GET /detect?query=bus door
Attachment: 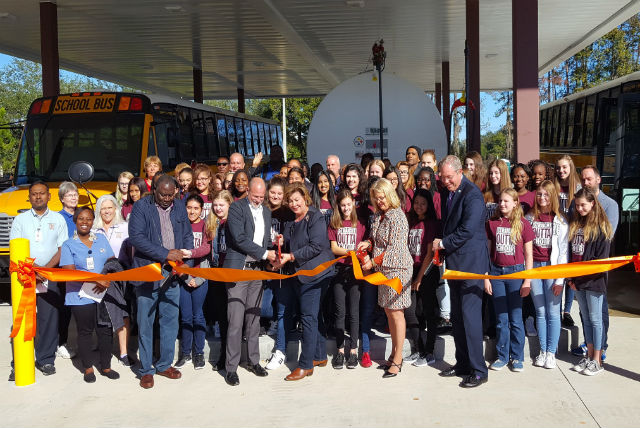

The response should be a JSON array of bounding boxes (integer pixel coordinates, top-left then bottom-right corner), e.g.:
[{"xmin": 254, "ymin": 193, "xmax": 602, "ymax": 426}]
[
  {"xmin": 595, "ymin": 97, "xmax": 616, "ymax": 189},
  {"xmin": 615, "ymin": 94, "xmax": 640, "ymax": 254}
]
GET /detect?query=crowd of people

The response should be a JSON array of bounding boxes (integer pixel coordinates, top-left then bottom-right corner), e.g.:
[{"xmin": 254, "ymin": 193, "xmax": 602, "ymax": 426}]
[{"xmin": 8, "ymin": 143, "xmax": 618, "ymax": 389}]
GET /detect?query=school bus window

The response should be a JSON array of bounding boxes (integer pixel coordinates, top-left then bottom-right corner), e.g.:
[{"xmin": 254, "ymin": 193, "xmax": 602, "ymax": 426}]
[
  {"xmin": 192, "ymin": 110, "xmax": 208, "ymax": 161},
  {"xmin": 251, "ymin": 121, "xmax": 259, "ymax": 154},
  {"xmin": 567, "ymin": 102, "xmax": 575, "ymax": 147},
  {"xmin": 244, "ymin": 120, "xmax": 254, "ymax": 156},
  {"xmin": 235, "ymin": 118, "xmax": 245, "ymax": 155},
  {"xmin": 204, "ymin": 115, "xmax": 219, "ymax": 161},
  {"xmin": 258, "ymin": 122, "xmax": 266, "ymax": 152},
  {"xmin": 216, "ymin": 114, "xmax": 228, "ymax": 156},
  {"xmin": 558, "ymin": 104, "xmax": 567, "ymax": 147},
  {"xmin": 177, "ymin": 107, "xmax": 194, "ymax": 164},
  {"xmin": 270, "ymin": 125, "xmax": 278, "ymax": 148},
  {"xmin": 226, "ymin": 116, "xmax": 236, "ymax": 153}
]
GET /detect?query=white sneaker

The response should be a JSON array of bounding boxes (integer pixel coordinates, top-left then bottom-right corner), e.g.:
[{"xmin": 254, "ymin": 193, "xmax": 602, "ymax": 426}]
[
  {"xmin": 544, "ymin": 353, "xmax": 556, "ymax": 369},
  {"xmin": 534, "ymin": 351, "xmax": 546, "ymax": 367},
  {"xmin": 525, "ymin": 317, "xmax": 537, "ymax": 337},
  {"xmin": 413, "ymin": 353, "xmax": 435, "ymax": 367},
  {"xmin": 404, "ymin": 352, "xmax": 420, "ymax": 363},
  {"xmin": 56, "ymin": 345, "xmax": 75, "ymax": 359},
  {"xmin": 265, "ymin": 350, "xmax": 286, "ymax": 370},
  {"xmin": 572, "ymin": 357, "xmax": 589, "ymax": 372},
  {"xmin": 582, "ymin": 359, "xmax": 604, "ymax": 376}
]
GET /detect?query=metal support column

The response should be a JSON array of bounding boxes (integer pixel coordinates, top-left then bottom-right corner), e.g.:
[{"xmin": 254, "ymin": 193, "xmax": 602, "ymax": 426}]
[
  {"xmin": 193, "ymin": 68, "xmax": 203, "ymax": 103},
  {"xmin": 40, "ymin": 1, "xmax": 59, "ymax": 97},
  {"xmin": 466, "ymin": 0, "xmax": 481, "ymax": 153},
  {"xmin": 513, "ymin": 0, "xmax": 540, "ymax": 162},
  {"xmin": 435, "ymin": 82, "xmax": 442, "ymax": 114},
  {"xmin": 442, "ymin": 61, "xmax": 451, "ymax": 143},
  {"xmin": 237, "ymin": 88, "xmax": 245, "ymax": 113}
]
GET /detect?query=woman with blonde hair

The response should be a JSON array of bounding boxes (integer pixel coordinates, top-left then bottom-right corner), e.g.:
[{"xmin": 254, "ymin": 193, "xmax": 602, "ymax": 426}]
[
  {"xmin": 114, "ymin": 172, "xmax": 134, "ymax": 207},
  {"xmin": 143, "ymin": 156, "xmax": 162, "ymax": 192},
  {"xmin": 396, "ymin": 161, "xmax": 415, "ymax": 198},
  {"xmin": 568, "ymin": 188, "xmax": 613, "ymax": 376},
  {"xmin": 525, "ymin": 180, "xmax": 568, "ymax": 369},
  {"xmin": 360, "ymin": 178, "xmax": 413, "ymax": 378},
  {"xmin": 484, "ymin": 159, "xmax": 512, "ymax": 219},
  {"xmin": 367, "ymin": 160, "xmax": 385, "ymax": 178},
  {"xmin": 464, "ymin": 151, "xmax": 486, "ymax": 190},
  {"xmin": 485, "ymin": 188, "xmax": 534, "ymax": 372},
  {"xmin": 190, "ymin": 164, "xmax": 215, "ymax": 218}
]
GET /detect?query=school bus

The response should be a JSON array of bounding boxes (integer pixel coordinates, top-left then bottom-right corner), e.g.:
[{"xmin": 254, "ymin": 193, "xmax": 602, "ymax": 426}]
[{"xmin": 0, "ymin": 92, "xmax": 282, "ymax": 286}]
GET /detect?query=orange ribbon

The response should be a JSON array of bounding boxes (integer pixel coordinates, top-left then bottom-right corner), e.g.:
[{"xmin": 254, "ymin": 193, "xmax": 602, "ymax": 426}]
[
  {"xmin": 442, "ymin": 253, "xmax": 640, "ymax": 281},
  {"xmin": 9, "ymin": 259, "xmax": 38, "ymax": 340},
  {"xmin": 34, "ymin": 263, "xmax": 165, "ymax": 283},
  {"xmin": 170, "ymin": 251, "xmax": 404, "ymax": 294}
]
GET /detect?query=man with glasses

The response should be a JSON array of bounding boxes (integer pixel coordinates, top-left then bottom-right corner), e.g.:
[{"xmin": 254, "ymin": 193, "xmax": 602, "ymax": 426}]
[{"xmin": 217, "ymin": 157, "xmax": 230, "ymax": 175}]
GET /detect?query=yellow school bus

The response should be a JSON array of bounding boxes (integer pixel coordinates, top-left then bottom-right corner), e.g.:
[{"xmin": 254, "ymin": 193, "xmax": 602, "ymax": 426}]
[{"xmin": 0, "ymin": 92, "xmax": 282, "ymax": 286}]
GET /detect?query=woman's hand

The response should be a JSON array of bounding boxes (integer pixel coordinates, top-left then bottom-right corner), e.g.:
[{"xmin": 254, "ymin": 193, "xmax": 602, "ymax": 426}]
[
  {"xmin": 411, "ymin": 278, "xmax": 421, "ymax": 291},
  {"xmin": 356, "ymin": 241, "xmax": 370, "ymax": 252},
  {"xmin": 552, "ymin": 283, "xmax": 563, "ymax": 296},
  {"xmin": 271, "ymin": 253, "xmax": 293, "ymax": 270},
  {"xmin": 188, "ymin": 278, "xmax": 197, "ymax": 288},
  {"xmin": 520, "ymin": 279, "xmax": 531, "ymax": 297},
  {"xmin": 181, "ymin": 249, "xmax": 192, "ymax": 258},
  {"xmin": 568, "ymin": 280, "xmax": 576, "ymax": 291},
  {"xmin": 484, "ymin": 278, "xmax": 492, "ymax": 295}
]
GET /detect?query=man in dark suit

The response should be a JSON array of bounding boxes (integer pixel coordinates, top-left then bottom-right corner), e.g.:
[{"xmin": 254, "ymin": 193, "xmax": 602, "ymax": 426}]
[
  {"xmin": 128, "ymin": 175, "xmax": 194, "ymax": 389},
  {"xmin": 223, "ymin": 177, "xmax": 277, "ymax": 386},
  {"xmin": 433, "ymin": 155, "xmax": 489, "ymax": 388}
]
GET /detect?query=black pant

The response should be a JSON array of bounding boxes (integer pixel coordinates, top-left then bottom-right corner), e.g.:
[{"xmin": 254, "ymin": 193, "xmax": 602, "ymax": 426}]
[
  {"xmin": 332, "ymin": 265, "xmax": 361, "ymax": 350},
  {"xmin": 404, "ymin": 266, "xmax": 440, "ymax": 355},
  {"xmin": 71, "ymin": 304, "xmax": 113, "ymax": 371},
  {"xmin": 57, "ymin": 282, "xmax": 72, "ymax": 346},
  {"xmin": 35, "ymin": 281, "xmax": 62, "ymax": 366},
  {"xmin": 208, "ymin": 281, "xmax": 228, "ymax": 364}
]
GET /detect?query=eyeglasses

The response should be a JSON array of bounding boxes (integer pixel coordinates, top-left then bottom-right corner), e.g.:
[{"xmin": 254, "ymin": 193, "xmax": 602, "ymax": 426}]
[
  {"xmin": 217, "ymin": 162, "xmax": 228, "ymax": 166},
  {"xmin": 417, "ymin": 177, "xmax": 430, "ymax": 183},
  {"xmin": 388, "ymin": 178, "xmax": 399, "ymax": 184},
  {"xmin": 399, "ymin": 170, "xmax": 409, "ymax": 176},
  {"xmin": 224, "ymin": 180, "xmax": 232, "ymax": 185},
  {"xmin": 196, "ymin": 177, "xmax": 211, "ymax": 182},
  {"xmin": 118, "ymin": 181, "xmax": 129, "ymax": 186}
]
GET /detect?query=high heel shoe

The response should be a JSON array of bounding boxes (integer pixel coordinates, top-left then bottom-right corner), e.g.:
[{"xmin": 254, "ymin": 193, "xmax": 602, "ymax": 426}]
[
  {"xmin": 377, "ymin": 359, "xmax": 393, "ymax": 370},
  {"xmin": 382, "ymin": 360, "xmax": 403, "ymax": 378}
]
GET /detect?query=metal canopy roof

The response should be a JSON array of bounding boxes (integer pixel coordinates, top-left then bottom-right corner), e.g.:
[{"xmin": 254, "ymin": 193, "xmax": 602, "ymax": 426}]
[{"xmin": 1, "ymin": 0, "xmax": 639, "ymax": 99}]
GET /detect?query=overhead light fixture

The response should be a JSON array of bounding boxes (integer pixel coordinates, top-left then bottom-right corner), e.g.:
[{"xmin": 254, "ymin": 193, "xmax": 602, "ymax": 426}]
[
  {"xmin": 485, "ymin": 53, "xmax": 498, "ymax": 59},
  {"xmin": 164, "ymin": 5, "xmax": 185, "ymax": 13},
  {"xmin": 345, "ymin": 0, "xmax": 365, "ymax": 8},
  {"xmin": 0, "ymin": 12, "xmax": 17, "ymax": 21}
]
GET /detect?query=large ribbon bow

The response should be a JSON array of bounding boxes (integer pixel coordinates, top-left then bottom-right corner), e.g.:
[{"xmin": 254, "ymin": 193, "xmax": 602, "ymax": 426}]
[{"xmin": 9, "ymin": 258, "xmax": 38, "ymax": 340}]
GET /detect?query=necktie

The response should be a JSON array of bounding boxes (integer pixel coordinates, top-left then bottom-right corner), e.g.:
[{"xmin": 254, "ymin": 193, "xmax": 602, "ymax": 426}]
[{"xmin": 447, "ymin": 191, "xmax": 454, "ymax": 210}]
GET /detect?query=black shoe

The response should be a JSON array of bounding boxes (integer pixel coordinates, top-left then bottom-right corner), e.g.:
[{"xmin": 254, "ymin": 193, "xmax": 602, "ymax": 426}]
[
  {"xmin": 212, "ymin": 358, "xmax": 225, "ymax": 372},
  {"xmin": 36, "ymin": 363, "xmax": 56, "ymax": 376},
  {"xmin": 100, "ymin": 369, "xmax": 120, "ymax": 380},
  {"xmin": 562, "ymin": 312, "xmax": 575, "ymax": 327},
  {"xmin": 460, "ymin": 374, "xmax": 488, "ymax": 388},
  {"xmin": 332, "ymin": 352, "xmax": 345, "ymax": 369},
  {"xmin": 346, "ymin": 353, "xmax": 358, "ymax": 369},
  {"xmin": 193, "ymin": 354, "xmax": 206, "ymax": 370},
  {"xmin": 246, "ymin": 363, "xmax": 268, "ymax": 377},
  {"xmin": 119, "ymin": 355, "xmax": 135, "ymax": 367},
  {"xmin": 84, "ymin": 371, "xmax": 97, "ymax": 383},
  {"xmin": 8, "ymin": 369, "xmax": 14, "ymax": 382},
  {"xmin": 174, "ymin": 354, "xmax": 191, "ymax": 369},
  {"xmin": 225, "ymin": 371, "xmax": 240, "ymax": 386},
  {"xmin": 382, "ymin": 361, "xmax": 402, "ymax": 378},
  {"xmin": 439, "ymin": 367, "xmax": 467, "ymax": 377}
]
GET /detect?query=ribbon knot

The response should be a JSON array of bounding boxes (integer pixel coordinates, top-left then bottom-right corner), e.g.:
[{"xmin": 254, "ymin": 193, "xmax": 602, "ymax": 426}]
[
  {"xmin": 8, "ymin": 258, "xmax": 38, "ymax": 341},
  {"xmin": 10, "ymin": 258, "xmax": 37, "ymax": 289}
]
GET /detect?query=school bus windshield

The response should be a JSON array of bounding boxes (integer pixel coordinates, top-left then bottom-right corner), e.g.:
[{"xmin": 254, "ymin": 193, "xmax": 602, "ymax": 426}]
[{"xmin": 15, "ymin": 113, "xmax": 144, "ymax": 184}]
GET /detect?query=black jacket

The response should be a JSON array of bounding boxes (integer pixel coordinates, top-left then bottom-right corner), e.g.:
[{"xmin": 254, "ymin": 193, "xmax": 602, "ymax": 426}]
[{"xmin": 571, "ymin": 233, "xmax": 611, "ymax": 293}]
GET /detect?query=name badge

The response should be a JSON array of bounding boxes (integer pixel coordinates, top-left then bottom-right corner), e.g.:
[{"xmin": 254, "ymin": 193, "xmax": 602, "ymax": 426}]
[
  {"xmin": 35, "ymin": 229, "xmax": 42, "ymax": 242},
  {"xmin": 86, "ymin": 257, "xmax": 95, "ymax": 270}
]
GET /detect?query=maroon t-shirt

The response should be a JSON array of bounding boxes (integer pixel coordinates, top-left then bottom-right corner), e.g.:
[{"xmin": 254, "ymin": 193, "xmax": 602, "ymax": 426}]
[
  {"xmin": 199, "ymin": 193, "xmax": 212, "ymax": 219},
  {"xmin": 190, "ymin": 220, "xmax": 211, "ymax": 268},
  {"xmin": 408, "ymin": 219, "xmax": 438, "ymax": 265},
  {"xmin": 519, "ymin": 191, "xmax": 535, "ymax": 215},
  {"xmin": 327, "ymin": 219, "xmax": 366, "ymax": 265},
  {"xmin": 530, "ymin": 213, "xmax": 554, "ymax": 262},
  {"xmin": 432, "ymin": 191, "xmax": 442, "ymax": 220},
  {"xmin": 319, "ymin": 199, "xmax": 333, "ymax": 226},
  {"xmin": 571, "ymin": 228, "xmax": 585, "ymax": 262},
  {"xmin": 485, "ymin": 192, "xmax": 500, "ymax": 219},
  {"xmin": 486, "ymin": 217, "xmax": 535, "ymax": 266}
]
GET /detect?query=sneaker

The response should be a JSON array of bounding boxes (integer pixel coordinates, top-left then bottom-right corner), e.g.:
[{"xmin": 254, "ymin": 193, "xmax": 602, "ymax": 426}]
[
  {"xmin": 174, "ymin": 354, "xmax": 191, "ymax": 369},
  {"xmin": 346, "ymin": 353, "xmax": 358, "ymax": 369},
  {"xmin": 544, "ymin": 353, "xmax": 557, "ymax": 369},
  {"xmin": 572, "ymin": 357, "xmax": 589, "ymax": 372},
  {"xmin": 119, "ymin": 355, "xmax": 134, "ymax": 367},
  {"xmin": 193, "ymin": 354, "xmax": 205, "ymax": 370},
  {"xmin": 404, "ymin": 352, "xmax": 420, "ymax": 363},
  {"xmin": 332, "ymin": 352, "xmax": 345, "ymax": 369},
  {"xmin": 510, "ymin": 360, "xmax": 524, "ymax": 372},
  {"xmin": 525, "ymin": 317, "xmax": 537, "ymax": 337},
  {"xmin": 582, "ymin": 359, "xmax": 604, "ymax": 376},
  {"xmin": 360, "ymin": 352, "xmax": 372, "ymax": 368},
  {"xmin": 490, "ymin": 360, "xmax": 508, "ymax": 371},
  {"xmin": 534, "ymin": 351, "xmax": 547, "ymax": 367},
  {"xmin": 562, "ymin": 312, "xmax": 575, "ymax": 327},
  {"xmin": 265, "ymin": 350, "xmax": 286, "ymax": 370},
  {"xmin": 571, "ymin": 343, "xmax": 588, "ymax": 357},
  {"xmin": 56, "ymin": 345, "xmax": 76, "ymax": 359},
  {"xmin": 601, "ymin": 349, "xmax": 607, "ymax": 365},
  {"xmin": 8, "ymin": 369, "xmax": 14, "ymax": 382},
  {"xmin": 36, "ymin": 363, "xmax": 56, "ymax": 376},
  {"xmin": 437, "ymin": 318, "xmax": 452, "ymax": 329},
  {"xmin": 413, "ymin": 353, "xmax": 435, "ymax": 367}
]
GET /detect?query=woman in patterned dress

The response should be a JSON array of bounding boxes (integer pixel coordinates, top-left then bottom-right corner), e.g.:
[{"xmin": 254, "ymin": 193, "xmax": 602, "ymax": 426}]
[{"xmin": 361, "ymin": 178, "xmax": 413, "ymax": 378}]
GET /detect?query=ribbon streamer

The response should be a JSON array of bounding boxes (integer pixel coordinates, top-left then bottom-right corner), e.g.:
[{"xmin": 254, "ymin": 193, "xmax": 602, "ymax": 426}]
[
  {"xmin": 9, "ymin": 259, "xmax": 37, "ymax": 340},
  {"xmin": 442, "ymin": 254, "xmax": 640, "ymax": 281}
]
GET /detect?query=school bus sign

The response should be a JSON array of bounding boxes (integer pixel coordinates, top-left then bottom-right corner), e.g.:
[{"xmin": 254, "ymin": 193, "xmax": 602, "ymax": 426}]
[{"xmin": 53, "ymin": 94, "xmax": 116, "ymax": 114}]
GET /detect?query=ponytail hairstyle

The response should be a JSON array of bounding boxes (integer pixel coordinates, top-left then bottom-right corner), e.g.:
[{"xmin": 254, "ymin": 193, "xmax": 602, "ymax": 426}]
[
  {"xmin": 568, "ymin": 188, "xmax": 613, "ymax": 242},
  {"xmin": 205, "ymin": 190, "xmax": 233, "ymax": 239},
  {"xmin": 529, "ymin": 180, "xmax": 564, "ymax": 222},
  {"xmin": 554, "ymin": 155, "xmax": 581, "ymax": 207},
  {"xmin": 492, "ymin": 188, "xmax": 525, "ymax": 244},
  {"xmin": 484, "ymin": 159, "xmax": 512, "ymax": 203},
  {"xmin": 330, "ymin": 189, "xmax": 358, "ymax": 230}
]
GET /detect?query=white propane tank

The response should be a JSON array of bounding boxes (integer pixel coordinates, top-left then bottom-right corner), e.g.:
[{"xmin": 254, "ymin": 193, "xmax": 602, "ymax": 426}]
[{"xmin": 307, "ymin": 72, "xmax": 448, "ymax": 166}]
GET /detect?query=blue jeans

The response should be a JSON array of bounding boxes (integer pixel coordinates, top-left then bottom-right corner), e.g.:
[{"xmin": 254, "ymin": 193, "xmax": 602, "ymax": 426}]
[
  {"xmin": 530, "ymin": 261, "xmax": 562, "ymax": 354},
  {"xmin": 179, "ymin": 281, "xmax": 209, "ymax": 356},
  {"xmin": 136, "ymin": 280, "xmax": 180, "ymax": 376},
  {"xmin": 360, "ymin": 284, "xmax": 377, "ymax": 353},
  {"xmin": 575, "ymin": 290, "xmax": 604, "ymax": 351},
  {"xmin": 284, "ymin": 275, "xmax": 331, "ymax": 370},
  {"xmin": 490, "ymin": 263, "xmax": 525, "ymax": 363},
  {"xmin": 261, "ymin": 281, "xmax": 275, "ymax": 320},
  {"xmin": 563, "ymin": 284, "xmax": 575, "ymax": 314},
  {"xmin": 274, "ymin": 279, "xmax": 294, "ymax": 353}
]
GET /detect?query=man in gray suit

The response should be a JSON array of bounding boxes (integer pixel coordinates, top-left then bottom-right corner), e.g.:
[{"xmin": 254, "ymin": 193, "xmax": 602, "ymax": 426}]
[{"xmin": 223, "ymin": 177, "xmax": 277, "ymax": 386}]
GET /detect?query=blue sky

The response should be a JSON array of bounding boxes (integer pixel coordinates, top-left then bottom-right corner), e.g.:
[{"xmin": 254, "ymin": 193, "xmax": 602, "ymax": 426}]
[{"xmin": 0, "ymin": 52, "xmax": 506, "ymax": 135}]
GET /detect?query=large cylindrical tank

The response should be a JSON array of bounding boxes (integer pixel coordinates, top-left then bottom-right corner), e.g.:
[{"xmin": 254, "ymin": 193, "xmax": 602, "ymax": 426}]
[{"xmin": 307, "ymin": 72, "xmax": 448, "ymax": 166}]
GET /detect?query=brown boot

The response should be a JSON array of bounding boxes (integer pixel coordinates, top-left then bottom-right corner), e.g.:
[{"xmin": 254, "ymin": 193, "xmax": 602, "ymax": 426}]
[{"xmin": 284, "ymin": 367, "xmax": 313, "ymax": 381}]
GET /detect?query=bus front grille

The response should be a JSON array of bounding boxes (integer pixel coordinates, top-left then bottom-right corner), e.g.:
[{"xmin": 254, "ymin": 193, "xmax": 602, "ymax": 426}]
[{"xmin": 0, "ymin": 214, "xmax": 14, "ymax": 248}]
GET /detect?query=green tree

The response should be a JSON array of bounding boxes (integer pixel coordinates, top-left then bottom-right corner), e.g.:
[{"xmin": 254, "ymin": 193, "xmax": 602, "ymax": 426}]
[
  {"xmin": 481, "ymin": 128, "xmax": 507, "ymax": 161},
  {"xmin": 0, "ymin": 108, "xmax": 18, "ymax": 173}
]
